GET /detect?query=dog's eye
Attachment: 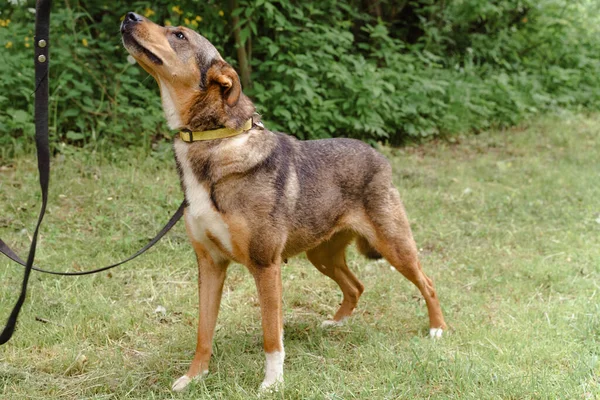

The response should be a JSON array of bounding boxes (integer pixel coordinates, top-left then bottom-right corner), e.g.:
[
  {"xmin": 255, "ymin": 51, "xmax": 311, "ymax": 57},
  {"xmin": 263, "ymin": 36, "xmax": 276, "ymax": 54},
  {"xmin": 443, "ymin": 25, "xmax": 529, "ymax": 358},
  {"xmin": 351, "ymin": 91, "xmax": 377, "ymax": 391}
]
[{"xmin": 174, "ymin": 32, "xmax": 186, "ymax": 40}]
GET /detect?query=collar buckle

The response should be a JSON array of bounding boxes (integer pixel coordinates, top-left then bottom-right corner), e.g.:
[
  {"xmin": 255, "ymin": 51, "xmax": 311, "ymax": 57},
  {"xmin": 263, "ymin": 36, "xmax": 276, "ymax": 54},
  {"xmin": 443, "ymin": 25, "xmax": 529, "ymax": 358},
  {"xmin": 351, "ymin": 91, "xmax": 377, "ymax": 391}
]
[{"xmin": 180, "ymin": 129, "xmax": 194, "ymax": 143}]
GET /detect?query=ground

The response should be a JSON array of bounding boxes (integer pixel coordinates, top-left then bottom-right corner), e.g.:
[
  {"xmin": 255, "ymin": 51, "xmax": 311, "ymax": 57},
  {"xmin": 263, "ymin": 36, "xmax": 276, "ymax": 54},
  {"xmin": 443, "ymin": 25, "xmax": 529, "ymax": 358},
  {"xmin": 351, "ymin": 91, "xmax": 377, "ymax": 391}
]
[{"xmin": 0, "ymin": 112, "xmax": 599, "ymax": 399}]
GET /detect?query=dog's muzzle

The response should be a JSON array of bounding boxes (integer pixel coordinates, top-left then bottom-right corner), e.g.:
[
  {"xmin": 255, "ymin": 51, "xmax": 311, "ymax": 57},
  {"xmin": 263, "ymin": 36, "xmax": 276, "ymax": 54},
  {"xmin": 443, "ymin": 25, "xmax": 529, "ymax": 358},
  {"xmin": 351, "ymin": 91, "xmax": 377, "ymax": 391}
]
[{"xmin": 120, "ymin": 12, "xmax": 163, "ymax": 65}]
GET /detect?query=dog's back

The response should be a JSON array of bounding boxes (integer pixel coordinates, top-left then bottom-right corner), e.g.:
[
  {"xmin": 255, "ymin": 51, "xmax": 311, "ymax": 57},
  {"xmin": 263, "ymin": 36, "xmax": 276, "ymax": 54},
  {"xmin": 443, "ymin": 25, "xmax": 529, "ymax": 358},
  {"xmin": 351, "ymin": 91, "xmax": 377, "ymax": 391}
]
[{"xmin": 273, "ymin": 134, "xmax": 394, "ymax": 256}]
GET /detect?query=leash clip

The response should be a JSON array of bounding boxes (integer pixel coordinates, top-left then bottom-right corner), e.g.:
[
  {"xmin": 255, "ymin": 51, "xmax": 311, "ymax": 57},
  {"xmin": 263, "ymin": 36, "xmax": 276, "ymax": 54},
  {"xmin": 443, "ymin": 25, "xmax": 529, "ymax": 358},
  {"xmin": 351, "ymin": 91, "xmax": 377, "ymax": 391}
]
[{"xmin": 252, "ymin": 114, "xmax": 264, "ymax": 130}]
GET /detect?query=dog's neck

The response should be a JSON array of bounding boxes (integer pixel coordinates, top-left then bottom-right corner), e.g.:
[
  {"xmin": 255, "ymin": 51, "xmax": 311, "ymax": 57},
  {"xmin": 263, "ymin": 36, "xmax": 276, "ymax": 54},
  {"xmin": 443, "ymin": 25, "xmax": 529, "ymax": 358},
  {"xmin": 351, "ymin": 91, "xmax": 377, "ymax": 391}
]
[
  {"xmin": 177, "ymin": 90, "xmax": 255, "ymax": 132},
  {"xmin": 157, "ymin": 77, "xmax": 188, "ymax": 130}
]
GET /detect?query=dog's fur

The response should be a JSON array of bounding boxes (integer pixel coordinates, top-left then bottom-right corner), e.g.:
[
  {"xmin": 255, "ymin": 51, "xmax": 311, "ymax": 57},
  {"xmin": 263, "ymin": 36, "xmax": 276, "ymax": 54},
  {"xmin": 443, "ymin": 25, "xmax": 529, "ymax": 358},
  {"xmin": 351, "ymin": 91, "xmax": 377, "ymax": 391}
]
[{"xmin": 120, "ymin": 12, "xmax": 446, "ymax": 392}]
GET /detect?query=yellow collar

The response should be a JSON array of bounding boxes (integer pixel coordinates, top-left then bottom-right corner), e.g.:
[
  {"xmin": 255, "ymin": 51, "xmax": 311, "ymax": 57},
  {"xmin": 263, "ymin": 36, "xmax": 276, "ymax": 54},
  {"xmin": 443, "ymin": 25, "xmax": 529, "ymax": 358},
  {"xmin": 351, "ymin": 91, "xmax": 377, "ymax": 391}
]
[{"xmin": 179, "ymin": 118, "xmax": 253, "ymax": 142}]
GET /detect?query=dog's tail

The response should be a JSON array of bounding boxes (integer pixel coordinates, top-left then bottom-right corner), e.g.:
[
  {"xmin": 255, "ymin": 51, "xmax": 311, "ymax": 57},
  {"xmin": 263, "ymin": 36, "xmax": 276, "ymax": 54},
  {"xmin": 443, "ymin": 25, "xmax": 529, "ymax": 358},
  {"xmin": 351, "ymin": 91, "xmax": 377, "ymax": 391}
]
[{"xmin": 356, "ymin": 236, "xmax": 382, "ymax": 260}]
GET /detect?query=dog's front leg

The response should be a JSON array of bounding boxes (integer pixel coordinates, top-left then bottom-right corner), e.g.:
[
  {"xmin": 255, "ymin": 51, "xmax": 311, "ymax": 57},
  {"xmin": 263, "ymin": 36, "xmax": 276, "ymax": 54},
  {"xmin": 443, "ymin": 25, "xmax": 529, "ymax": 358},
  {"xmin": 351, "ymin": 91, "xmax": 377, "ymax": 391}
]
[
  {"xmin": 172, "ymin": 243, "xmax": 229, "ymax": 392},
  {"xmin": 250, "ymin": 263, "xmax": 285, "ymax": 392}
]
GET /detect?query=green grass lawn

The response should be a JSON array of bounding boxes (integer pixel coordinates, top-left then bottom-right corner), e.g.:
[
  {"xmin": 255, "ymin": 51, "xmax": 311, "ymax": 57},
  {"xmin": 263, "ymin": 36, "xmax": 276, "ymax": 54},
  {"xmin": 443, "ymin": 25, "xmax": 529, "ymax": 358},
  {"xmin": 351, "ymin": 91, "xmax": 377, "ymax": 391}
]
[{"xmin": 1, "ymin": 112, "xmax": 599, "ymax": 399}]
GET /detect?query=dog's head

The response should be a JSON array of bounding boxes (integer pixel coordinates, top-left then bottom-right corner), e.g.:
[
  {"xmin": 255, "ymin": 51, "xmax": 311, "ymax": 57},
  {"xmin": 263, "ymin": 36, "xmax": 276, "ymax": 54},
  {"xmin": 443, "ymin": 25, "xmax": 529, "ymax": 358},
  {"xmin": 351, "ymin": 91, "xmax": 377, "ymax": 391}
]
[{"xmin": 120, "ymin": 12, "xmax": 253, "ymax": 130}]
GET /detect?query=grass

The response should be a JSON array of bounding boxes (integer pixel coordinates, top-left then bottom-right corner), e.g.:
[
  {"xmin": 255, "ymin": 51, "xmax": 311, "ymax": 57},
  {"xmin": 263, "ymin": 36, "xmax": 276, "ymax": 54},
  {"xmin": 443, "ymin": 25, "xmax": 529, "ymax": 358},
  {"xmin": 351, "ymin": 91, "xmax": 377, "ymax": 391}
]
[{"xmin": 1, "ymin": 111, "xmax": 599, "ymax": 399}]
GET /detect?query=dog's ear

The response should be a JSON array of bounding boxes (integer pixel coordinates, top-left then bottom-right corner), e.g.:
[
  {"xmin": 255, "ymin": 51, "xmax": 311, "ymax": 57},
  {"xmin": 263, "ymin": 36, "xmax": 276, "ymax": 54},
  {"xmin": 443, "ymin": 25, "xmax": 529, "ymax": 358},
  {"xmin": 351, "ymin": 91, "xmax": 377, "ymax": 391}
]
[{"xmin": 213, "ymin": 65, "xmax": 241, "ymax": 107}]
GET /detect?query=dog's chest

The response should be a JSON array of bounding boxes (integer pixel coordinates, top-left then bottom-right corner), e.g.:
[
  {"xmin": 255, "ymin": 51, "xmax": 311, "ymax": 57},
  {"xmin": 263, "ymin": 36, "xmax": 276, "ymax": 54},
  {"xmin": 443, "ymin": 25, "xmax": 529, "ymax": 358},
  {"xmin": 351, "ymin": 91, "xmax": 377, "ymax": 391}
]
[{"xmin": 174, "ymin": 141, "xmax": 233, "ymax": 256}]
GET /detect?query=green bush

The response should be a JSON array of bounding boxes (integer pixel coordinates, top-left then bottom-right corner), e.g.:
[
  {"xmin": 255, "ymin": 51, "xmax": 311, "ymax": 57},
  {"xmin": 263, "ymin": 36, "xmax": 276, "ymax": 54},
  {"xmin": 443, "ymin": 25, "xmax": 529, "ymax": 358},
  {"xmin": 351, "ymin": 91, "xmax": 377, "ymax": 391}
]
[{"xmin": 1, "ymin": 0, "xmax": 599, "ymax": 156}]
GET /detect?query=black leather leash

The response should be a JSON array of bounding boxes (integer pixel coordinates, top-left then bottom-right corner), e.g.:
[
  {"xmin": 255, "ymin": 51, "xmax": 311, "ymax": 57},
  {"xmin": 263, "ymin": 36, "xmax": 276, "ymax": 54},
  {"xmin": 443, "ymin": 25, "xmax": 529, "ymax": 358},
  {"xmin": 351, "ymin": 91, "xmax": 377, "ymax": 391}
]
[
  {"xmin": 0, "ymin": 0, "xmax": 184, "ymax": 344},
  {"xmin": 0, "ymin": 204, "xmax": 184, "ymax": 276}
]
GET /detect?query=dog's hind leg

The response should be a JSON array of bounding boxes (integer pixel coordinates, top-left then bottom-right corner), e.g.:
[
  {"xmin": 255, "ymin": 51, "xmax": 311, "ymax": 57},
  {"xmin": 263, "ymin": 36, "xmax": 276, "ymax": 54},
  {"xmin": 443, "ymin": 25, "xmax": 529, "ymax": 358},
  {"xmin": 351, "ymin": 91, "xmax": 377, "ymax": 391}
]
[
  {"xmin": 306, "ymin": 231, "xmax": 365, "ymax": 327},
  {"xmin": 366, "ymin": 186, "xmax": 446, "ymax": 337},
  {"xmin": 384, "ymin": 246, "xmax": 446, "ymax": 338}
]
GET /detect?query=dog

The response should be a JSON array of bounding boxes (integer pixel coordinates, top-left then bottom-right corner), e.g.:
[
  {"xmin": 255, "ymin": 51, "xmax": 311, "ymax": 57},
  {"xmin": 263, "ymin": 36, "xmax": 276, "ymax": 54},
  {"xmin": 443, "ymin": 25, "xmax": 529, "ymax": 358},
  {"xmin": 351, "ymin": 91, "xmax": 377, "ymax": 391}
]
[{"xmin": 120, "ymin": 12, "xmax": 446, "ymax": 392}]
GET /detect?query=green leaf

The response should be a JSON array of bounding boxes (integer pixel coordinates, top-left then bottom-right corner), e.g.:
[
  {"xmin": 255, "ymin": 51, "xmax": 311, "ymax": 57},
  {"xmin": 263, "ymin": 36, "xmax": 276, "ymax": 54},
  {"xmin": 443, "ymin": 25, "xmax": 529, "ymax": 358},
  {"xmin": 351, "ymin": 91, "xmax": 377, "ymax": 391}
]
[
  {"xmin": 239, "ymin": 26, "xmax": 251, "ymax": 45},
  {"xmin": 231, "ymin": 8, "xmax": 244, "ymax": 17},
  {"xmin": 66, "ymin": 131, "xmax": 84, "ymax": 140},
  {"xmin": 62, "ymin": 108, "xmax": 80, "ymax": 118},
  {"xmin": 12, "ymin": 110, "xmax": 30, "ymax": 124}
]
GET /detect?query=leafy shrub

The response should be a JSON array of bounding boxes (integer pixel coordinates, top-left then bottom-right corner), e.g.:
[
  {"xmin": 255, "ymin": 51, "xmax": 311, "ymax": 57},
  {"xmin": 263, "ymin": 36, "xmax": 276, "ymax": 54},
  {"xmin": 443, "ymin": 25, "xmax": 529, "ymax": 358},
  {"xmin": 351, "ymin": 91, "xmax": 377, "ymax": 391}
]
[{"xmin": 1, "ymin": 0, "xmax": 600, "ymax": 157}]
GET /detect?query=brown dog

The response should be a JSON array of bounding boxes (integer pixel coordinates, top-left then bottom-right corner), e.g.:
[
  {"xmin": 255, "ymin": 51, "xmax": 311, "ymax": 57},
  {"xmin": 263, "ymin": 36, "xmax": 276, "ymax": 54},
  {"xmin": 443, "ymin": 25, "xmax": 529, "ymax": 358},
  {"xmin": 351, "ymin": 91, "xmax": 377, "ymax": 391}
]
[{"xmin": 120, "ymin": 12, "xmax": 446, "ymax": 392}]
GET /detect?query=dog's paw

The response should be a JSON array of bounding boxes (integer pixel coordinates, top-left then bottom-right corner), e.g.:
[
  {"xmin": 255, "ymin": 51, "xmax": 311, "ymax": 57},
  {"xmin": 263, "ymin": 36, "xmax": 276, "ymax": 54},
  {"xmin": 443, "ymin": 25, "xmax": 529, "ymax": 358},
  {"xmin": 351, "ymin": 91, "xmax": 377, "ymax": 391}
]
[
  {"xmin": 171, "ymin": 370, "xmax": 207, "ymax": 392},
  {"xmin": 259, "ymin": 376, "xmax": 283, "ymax": 394},
  {"xmin": 172, "ymin": 375, "xmax": 192, "ymax": 392},
  {"xmin": 321, "ymin": 319, "xmax": 345, "ymax": 329},
  {"xmin": 429, "ymin": 328, "xmax": 444, "ymax": 339},
  {"xmin": 259, "ymin": 351, "xmax": 284, "ymax": 394}
]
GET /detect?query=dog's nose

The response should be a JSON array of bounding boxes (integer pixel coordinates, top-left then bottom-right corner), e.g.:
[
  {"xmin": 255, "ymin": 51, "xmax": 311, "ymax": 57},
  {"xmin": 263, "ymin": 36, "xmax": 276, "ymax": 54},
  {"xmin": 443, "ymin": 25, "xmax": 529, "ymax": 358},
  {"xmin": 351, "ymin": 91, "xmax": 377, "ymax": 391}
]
[
  {"xmin": 121, "ymin": 12, "xmax": 143, "ymax": 33},
  {"xmin": 125, "ymin": 12, "xmax": 143, "ymax": 23}
]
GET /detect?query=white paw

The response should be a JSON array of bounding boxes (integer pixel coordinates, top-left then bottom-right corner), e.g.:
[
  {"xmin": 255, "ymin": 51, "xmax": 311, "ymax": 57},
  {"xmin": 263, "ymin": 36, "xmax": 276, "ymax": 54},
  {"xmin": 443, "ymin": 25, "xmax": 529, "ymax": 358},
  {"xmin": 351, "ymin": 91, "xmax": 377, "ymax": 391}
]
[
  {"xmin": 171, "ymin": 375, "xmax": 192, "ymax": 392},
  {"xmin": 259, "ymin": 376, "xmax": 283, "ymax": 393},
  {"xmin": 321, "ymin": 319, "xmax": 345, "ymax": 328},
  {"xmin": 260, "ymin": 351, "xmax": 284, "ymax": 393},
  {"xmin": 429, "ymin": 328, "xmax": 444, "ymax": 338},
  {"xmin": 171, "ymin": 371, "xmax": 207, "ymax": 392}
]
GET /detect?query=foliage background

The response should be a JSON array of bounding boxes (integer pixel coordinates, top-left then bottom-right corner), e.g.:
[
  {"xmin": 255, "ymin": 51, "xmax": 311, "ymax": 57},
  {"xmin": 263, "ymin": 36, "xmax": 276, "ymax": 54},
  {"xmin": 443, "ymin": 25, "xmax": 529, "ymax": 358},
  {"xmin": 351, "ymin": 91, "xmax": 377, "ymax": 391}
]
[{"xmin": 1, "ymin": 0, "xmax": 600, "ymax": 156}]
